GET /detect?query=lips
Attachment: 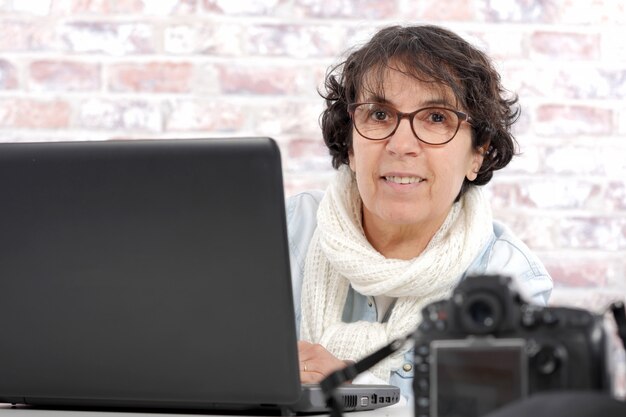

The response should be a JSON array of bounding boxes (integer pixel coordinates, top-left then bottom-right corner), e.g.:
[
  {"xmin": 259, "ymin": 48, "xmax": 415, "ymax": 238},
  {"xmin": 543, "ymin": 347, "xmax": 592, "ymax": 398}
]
[{"xmin": 383, "ymin": 175, "xmax": 426, "ymax": 184}]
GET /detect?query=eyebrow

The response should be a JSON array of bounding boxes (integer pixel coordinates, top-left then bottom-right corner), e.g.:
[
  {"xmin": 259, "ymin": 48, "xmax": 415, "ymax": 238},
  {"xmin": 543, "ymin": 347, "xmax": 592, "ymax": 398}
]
[
  {"xmin": 360, "ymin": 95, "xmax": 455, "ymax": 108},
  {"xmin": 422, "ymin": 98, "xmax": 455, "ymax": 107}
]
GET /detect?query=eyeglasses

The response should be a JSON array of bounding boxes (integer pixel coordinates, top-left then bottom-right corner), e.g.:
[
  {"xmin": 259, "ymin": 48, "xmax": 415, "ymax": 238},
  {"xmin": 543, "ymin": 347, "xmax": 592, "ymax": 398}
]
[{"xmin": 347, "ymin": 102, "xmax": 471, "ymax": 145}]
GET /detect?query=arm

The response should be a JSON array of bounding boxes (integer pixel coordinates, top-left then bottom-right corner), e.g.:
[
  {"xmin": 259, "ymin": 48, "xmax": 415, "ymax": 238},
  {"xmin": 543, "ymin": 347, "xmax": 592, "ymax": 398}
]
[{"xmin": 484, "ymin": 221, "xmax": 553, "ymax": 305}]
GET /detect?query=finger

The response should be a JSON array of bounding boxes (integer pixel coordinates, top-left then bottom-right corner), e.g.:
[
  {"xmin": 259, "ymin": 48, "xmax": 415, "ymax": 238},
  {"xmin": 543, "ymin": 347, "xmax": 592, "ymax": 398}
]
[
  {"xmin": 297, "ymin": 340, "xmax": 314, "ymax": 359},
  {"xmin": 297, "ymin": 340, "xmax": 312, "ymax": 350},
  {"xmin": 300, "ymin": 370, "xmax": 324, "ymax": 384},
  {"xmin": 299, "ymin": 357, "xmax": 325, "ymax": 384},
  {"xmin": 300, "ymin": 361, "xmax": 315, "ymax": 372}
]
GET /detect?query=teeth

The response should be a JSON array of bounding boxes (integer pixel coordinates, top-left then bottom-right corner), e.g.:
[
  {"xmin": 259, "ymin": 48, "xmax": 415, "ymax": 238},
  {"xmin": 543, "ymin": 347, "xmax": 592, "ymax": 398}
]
[{"xmin": 385, "ymin": 176, "xmax": 424, "ymax": 184}]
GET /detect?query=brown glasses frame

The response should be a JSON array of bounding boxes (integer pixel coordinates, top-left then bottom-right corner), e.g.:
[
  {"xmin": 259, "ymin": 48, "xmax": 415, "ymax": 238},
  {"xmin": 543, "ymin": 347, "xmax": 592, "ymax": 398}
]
[{"xmin": 347, "ymin": 102, "xmax": 471, "ymax": 145}]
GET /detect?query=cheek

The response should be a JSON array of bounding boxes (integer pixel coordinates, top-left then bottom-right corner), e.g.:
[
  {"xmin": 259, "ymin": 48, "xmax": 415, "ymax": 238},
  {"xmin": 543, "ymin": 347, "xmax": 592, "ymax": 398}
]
[
  {"xmin": 440, "ymin": 164, "xmax": 466, "ymax": 191},
  {"xmin": 347, "ymin": 137, "xmax": 371, "ymax": 173},
  {"xmin": 432, "ymin": 149, "xmax": 475, "ymax": 194}
]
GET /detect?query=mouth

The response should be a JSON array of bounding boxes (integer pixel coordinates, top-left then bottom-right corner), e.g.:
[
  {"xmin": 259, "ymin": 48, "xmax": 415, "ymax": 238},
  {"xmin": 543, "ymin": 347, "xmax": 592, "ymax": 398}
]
[{"xmin": 383, "ymin": 175, "xmax": 426, "ymax": 184}]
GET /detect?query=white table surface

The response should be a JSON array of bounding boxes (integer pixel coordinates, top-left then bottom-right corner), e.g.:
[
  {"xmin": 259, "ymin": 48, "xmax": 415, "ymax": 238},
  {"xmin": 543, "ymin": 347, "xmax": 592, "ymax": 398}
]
[{"xmin": 0, "ymin": 403, "xmax": 413, "ymax": 417}]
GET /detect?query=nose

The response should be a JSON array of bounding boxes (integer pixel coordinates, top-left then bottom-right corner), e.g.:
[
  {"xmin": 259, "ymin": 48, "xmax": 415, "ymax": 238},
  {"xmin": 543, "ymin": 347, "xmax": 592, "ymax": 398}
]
[{"xmin": 385, "ymin": 116, "xmax": 422, "ymax": 157}]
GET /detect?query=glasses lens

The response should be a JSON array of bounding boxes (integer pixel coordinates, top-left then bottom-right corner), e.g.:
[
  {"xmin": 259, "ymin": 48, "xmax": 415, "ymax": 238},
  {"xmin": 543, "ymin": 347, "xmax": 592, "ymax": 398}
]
[
  {"xmin": 351, "ymin": 103, "xmax": 398, "ymax": 140},
  {"xmin": 413, "ymin": 107, "xmax": 460, "ymax": 144}
]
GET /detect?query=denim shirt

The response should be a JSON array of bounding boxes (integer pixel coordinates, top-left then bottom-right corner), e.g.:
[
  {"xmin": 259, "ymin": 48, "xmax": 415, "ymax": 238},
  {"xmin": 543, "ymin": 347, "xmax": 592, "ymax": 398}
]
[{"xmin": 286, "ymin": 190, "xmax": 553, "ymax": 400}]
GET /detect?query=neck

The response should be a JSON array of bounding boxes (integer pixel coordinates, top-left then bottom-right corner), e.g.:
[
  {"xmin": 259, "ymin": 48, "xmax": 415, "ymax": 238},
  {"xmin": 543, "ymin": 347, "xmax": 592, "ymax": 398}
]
[{"xmin": 362, "ymin": 210, "xmax": 450, "ymax": 260}]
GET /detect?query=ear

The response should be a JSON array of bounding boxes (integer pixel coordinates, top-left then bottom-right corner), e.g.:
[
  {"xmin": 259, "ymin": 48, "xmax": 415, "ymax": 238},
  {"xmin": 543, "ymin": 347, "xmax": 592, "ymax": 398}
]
[{"xmin": 466, "ymin": 143, "xmax": 489, "ymax": 182}]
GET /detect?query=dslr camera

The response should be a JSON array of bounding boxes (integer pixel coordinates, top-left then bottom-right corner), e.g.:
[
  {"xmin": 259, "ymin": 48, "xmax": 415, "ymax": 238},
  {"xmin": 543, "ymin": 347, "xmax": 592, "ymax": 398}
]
[{"xmin": 413, "ymin": 274, "xmax": 613, "ymax": 417}]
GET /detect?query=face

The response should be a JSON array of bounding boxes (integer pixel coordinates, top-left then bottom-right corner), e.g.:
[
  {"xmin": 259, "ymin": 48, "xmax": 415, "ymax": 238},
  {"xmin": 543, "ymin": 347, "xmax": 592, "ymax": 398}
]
[{"xmin": 348, "ymin": 68, "xmax": 485, "ymax": 239}]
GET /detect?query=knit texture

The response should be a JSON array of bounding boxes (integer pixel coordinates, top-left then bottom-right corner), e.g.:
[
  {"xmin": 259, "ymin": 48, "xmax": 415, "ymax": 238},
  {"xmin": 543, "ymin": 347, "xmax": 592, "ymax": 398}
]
[{"xmin": 300, "ymin": 165, "xmax": 493, "ymax": 380}]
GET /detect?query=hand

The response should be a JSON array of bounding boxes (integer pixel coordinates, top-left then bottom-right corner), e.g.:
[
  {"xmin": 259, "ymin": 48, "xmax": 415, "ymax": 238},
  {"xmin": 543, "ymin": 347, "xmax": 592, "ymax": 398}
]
[{"xmin": 297, "ymin": 340, "xmax": 350, "ymax": 384}]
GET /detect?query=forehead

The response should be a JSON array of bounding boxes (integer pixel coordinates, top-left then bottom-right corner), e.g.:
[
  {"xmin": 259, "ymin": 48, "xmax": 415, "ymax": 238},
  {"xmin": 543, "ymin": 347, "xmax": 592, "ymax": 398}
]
[{"xmin": 357, "ymin": 66, "xmax": 458, "ymax": 107}]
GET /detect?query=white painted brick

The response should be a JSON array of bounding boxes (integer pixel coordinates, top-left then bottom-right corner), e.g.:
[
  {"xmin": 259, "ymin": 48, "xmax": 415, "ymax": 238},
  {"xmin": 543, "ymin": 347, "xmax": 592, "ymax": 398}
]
[{"xmin": 12, "ymin": 0, "xmax": 51, "ymax": 15}]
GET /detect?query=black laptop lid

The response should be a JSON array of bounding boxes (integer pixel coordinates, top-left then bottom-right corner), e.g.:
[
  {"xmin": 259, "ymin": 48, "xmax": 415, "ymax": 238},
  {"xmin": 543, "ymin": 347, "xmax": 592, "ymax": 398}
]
[{"xmin": 0, "ymin": 138, "xmax": 301, "ymax": 408}]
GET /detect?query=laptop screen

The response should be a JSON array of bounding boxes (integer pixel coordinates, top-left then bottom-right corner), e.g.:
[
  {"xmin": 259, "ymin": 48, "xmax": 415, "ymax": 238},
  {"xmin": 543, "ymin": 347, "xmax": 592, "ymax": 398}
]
[{"xmin": 0, "ymin": 138, "xmax": 301, "ymax": 408}]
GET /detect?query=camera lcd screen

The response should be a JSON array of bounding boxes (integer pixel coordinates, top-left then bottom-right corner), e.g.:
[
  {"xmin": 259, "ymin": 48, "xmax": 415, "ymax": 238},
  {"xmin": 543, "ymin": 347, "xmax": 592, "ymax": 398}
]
[{"xmin": 431, "ymin": 338, "xmax": 527, "ymax": 417}]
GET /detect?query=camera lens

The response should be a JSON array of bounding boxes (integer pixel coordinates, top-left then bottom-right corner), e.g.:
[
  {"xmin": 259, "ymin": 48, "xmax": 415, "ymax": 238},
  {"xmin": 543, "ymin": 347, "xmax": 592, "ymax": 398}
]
[{"xmin": 459, "ymin": 292, "xmax": 502, "ymax": 334}]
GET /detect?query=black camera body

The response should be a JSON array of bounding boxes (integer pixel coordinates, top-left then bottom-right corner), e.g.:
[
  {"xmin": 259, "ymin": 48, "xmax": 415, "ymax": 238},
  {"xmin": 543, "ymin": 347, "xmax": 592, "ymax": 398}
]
[{"xmin": 413, "ymin": 274, "xmax": 612, "ymax": 417}]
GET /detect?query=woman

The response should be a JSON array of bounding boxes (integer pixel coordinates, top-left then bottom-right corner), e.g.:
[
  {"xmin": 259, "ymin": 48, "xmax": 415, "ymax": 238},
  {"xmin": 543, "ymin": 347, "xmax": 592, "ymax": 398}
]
[{"xmin": 286, "ymin": 24, "xmax": 553, "ymax": 400}]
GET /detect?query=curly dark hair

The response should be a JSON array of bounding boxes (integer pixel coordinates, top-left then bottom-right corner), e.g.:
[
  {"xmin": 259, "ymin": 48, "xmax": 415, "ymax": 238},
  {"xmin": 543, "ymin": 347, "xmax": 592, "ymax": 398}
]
[{"xmin": 320, "ymin": 24, "xmax": 519, "ymax": 198}]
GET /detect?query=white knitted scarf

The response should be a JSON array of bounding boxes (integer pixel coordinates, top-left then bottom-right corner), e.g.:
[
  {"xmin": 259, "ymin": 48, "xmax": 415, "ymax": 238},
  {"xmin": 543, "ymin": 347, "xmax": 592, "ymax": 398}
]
[{"xmin": 300, "ymin": 165, "xmax": 493, "ymax": 380}]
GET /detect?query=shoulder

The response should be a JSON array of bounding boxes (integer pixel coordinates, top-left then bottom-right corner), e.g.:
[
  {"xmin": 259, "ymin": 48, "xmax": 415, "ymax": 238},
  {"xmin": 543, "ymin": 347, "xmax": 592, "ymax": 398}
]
[
  {"xmin": 482, "ymin": 220, "xmax": 553, "ymax": 305},
  {"xmin": 286, "ymin": 190, "xmax": 324, "ymax": 245},
  {"xmin": 286, "ymin": 190, "xmax": 324, "ymax": 222},
  {"xmin": 488, "ymin": 221, "xmax": 546, "ymax": 277},
  {"xmin": 285, "ymin": 191, "xmax": 324, "ymax": 272}
]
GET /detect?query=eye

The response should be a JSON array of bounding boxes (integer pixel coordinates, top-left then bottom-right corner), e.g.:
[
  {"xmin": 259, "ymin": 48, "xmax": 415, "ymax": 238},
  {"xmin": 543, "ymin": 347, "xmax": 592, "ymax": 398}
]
[
  {"xmin": 372, "ymin": 109, "xmax": 388, "ymax": 121},
  {"xmin": 427, "ymin": 111, "xmax": 447, "ymax": 124},
  {"xmin": 416, "ymin": 108, "xmax": 457, "ymax": 128},
  {"xmin": 365, "ymin": 105, "xmax": 393, "ymax": 123}
]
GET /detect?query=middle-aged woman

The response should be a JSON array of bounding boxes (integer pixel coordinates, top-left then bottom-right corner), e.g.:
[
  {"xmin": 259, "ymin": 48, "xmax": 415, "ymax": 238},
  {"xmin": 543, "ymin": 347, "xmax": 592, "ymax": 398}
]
[{"xmin": 285, "ymin": 24, "xmax": 553, "ymax": 400}]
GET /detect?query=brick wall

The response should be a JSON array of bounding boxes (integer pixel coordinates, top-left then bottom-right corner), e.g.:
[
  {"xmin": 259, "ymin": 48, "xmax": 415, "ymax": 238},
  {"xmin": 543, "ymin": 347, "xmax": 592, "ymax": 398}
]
[{"xmin": 1, "ymin": 0, "xmax": 625, "ymax": 394}]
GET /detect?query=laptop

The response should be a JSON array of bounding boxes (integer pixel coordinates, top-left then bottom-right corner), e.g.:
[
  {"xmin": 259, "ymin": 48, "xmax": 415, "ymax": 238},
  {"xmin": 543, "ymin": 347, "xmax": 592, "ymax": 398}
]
[{"xmin": 0, "ymin": 137, "xmax": 400, "ymax": 414}]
